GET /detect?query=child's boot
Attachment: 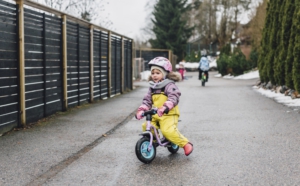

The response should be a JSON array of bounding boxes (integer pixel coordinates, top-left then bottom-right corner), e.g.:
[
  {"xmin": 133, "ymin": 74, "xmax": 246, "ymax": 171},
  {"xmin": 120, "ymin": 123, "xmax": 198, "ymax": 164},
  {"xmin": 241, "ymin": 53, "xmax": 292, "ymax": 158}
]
[{"xmin": 183, "ymin": 142, "xmax": 193, "ymax": 156}]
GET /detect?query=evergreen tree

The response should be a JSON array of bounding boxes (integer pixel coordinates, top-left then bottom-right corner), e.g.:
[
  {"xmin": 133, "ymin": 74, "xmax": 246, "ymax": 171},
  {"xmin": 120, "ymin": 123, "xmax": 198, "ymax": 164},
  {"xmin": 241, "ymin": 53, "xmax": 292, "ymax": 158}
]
[
  {"xmin": 149, "ymin": 0, "xmax": 194, "ymax": 61},
  {"xmin": 283, "ymin": 0, "xmax": 296, "ymax": 89},
  {"xmin": 258, "ymin": 1, "xmax": 272, "ymax": 83},
  {"xmin": 285, "ymin": 0, "xmax": 299, "ymax": 89},
  {"xmin": 274, "ymin": 0, "xmax": 287, "ymax": 86},
  {"xmin": 292, "ymin": 2, "xmax": 300, "ymax": 92},
  {"xmin": 266, "ymin": 0, "xmax": 279, "ymax": 85}
]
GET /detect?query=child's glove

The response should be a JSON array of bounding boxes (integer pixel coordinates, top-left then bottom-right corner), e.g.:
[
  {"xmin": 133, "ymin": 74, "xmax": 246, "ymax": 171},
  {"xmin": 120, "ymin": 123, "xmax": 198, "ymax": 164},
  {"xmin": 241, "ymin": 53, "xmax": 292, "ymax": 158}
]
[
  {"xmin": 135, "ymin": 110, "xmax": 144, "ymax": 120},
  {"xmin": 157, "ymin": 106, "xmax": 167, "ymax": 117},
  {"xmin": 157, "ymin": 101, "xmax": 174, "ymax": 117},
  {"xmin": 135, "ymin": 104, "xmax": 149, "ymax": 120}
]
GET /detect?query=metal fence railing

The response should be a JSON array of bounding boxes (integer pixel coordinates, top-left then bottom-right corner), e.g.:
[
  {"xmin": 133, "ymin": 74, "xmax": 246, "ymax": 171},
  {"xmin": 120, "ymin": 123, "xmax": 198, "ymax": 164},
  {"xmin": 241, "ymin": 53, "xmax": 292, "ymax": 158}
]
[{"xmin": 0, "ymin": 0, "xmax": 134, "ymax": 134}]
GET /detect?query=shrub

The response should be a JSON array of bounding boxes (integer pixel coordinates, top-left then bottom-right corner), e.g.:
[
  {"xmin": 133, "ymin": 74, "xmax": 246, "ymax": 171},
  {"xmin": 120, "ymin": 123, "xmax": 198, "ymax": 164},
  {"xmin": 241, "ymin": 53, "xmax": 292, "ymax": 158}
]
[
  {"xmin": 217, "ymin": 54, "xmax": 230, "ymax": 76},
  {"xmin": 220, "ymin": 43, "xmax": 231, "ymax": 55},
  {"xmin": 217, "ymin": 48, "xmax": 253, "ymax": 76}
]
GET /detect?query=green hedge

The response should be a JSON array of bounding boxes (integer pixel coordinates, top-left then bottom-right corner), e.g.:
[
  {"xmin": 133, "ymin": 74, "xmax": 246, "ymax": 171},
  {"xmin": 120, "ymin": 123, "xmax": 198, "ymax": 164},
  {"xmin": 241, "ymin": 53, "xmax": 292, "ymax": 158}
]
[
  {"xmin": 257, "ymin": 0, "xmax": 300, "ymax": 92},
  {"xmin": 217, "ymin": 48, "xmax": 255, "ymax": 76}
]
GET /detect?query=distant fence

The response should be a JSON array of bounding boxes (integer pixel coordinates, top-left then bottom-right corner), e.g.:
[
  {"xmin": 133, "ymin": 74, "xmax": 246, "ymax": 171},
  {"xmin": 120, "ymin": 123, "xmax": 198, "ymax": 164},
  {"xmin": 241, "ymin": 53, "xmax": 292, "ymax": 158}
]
[{"xmin": 0, "ymin": 0, "xmax": 134, "ymax": 134}]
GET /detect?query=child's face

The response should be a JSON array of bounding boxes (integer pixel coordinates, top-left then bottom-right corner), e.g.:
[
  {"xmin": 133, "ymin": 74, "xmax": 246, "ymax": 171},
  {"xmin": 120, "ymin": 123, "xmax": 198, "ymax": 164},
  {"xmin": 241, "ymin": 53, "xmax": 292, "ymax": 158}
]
[{"xmin": 151, "ymin": 69, "xmax": 164, "ymax": 83}]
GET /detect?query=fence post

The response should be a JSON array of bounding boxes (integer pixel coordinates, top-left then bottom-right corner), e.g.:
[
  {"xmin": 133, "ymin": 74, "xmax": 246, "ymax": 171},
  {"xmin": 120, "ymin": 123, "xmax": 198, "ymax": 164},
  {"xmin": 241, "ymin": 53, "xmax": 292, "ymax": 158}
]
[
  {"xmin": 90, "ymin": 25, "xmax": 94, "ymax": 102},
  {"xmin": 16, "ymin": 0, "xmax": 26, "ymax": 126},
  {"xmin": 121, "ymin": 37, "xmax": 124, "ymax": 93},
  {"xmin": 62, "ymin": 15, "xmax": 68, "ymax": 111},
  {"xmin": 76, "ymin": 24, "xmax": 80, "ymax": 105},
  {"xmin": 107, "ymin": 31, "xmax": 111, "ymax": 97},
  {"xmin": 168, "ymin": 50, "xmax": 171, "ymax": 68},
  {"xmin": 42, "ymin": 13, "xmax": 46, "ymax": 117},
  {"xmin": 131, "ymin": 41, "xmax": 135, "ymax": 90}
]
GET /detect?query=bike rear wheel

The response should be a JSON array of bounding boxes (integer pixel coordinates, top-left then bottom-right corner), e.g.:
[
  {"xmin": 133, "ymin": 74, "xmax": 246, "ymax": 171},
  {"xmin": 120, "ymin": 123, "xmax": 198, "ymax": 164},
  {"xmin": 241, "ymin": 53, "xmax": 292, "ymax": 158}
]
[
  {"xmin": 167, "ymin": 143, "xmax": 179, "ymax": 154},
  {"xmin": 135, "ymin": 137, "xmax": 156, "ymax": 164},
  {"xmin": 201, "ymin": 73, "xmax": 206, "ymax": 86}
]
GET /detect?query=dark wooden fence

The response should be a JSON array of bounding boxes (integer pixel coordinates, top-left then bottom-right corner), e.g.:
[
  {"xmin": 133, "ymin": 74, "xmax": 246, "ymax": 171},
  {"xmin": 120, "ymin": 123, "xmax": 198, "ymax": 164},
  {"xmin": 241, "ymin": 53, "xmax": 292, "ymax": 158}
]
[{"xmin": 0, "ymin": 0, "xmax": 134, "ymax": 134}]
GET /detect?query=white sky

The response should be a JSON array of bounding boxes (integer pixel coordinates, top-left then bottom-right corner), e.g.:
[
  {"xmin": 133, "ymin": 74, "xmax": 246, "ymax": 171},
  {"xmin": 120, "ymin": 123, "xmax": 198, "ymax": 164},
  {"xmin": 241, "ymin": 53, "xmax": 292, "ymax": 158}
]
[
  {"xmin": 102, "ymin": 0, "xmax": 149, "ymax": 39},
  {"xmin": 101, "ymin": 0, "xmax": 263, "ymax": 40}
]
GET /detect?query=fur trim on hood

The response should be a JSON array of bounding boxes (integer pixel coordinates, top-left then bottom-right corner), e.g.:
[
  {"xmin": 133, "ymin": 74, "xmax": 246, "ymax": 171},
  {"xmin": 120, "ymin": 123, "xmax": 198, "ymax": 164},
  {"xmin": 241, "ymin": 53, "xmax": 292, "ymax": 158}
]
[{"xmin": 148, "ymin": 71, "xmax": 182, "ymax": 82}]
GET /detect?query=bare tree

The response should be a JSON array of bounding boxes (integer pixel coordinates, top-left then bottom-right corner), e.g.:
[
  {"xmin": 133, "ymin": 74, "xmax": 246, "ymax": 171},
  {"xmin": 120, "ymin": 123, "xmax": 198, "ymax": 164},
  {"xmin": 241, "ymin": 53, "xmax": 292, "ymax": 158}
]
[
  {"xmin": 240, "ymin": 0, "xmax": 267, "ymax": 50},
  {"xmin": 33, "ymin": 0, "xmax": 81, "ymax": 13},
  {"xmin": 194, "ymin": 0, "xmax": 252, "ymax": 50},
  {"xmin": 231, "ymin": 0, "xmax": 251, "ymax": 29},
  {"xmin": 140, "ymin": 0, "xmax": 158, "ymax": 43},
  {"xmin": 32, "ymin": 0, "xmax": 112, "ymax": 28}
]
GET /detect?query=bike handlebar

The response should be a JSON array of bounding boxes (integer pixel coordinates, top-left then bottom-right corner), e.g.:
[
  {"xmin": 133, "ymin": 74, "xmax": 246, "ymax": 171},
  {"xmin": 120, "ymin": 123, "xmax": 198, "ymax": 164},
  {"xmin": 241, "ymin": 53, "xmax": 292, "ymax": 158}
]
[
  {"xmin": 142, "ymin": 107, "xmax": 169, "ymax": 117},
  {"xmin": 142, "ymin": 109, "xmax": 157, "ymax": 117}
]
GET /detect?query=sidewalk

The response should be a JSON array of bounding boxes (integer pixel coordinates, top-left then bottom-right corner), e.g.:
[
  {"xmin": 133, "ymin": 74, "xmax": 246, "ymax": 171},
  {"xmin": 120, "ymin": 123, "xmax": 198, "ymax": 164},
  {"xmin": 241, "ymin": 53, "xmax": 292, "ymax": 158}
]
[{"xmin": 0, "ymin": 82, "xmax": 149, "ymax": 186}]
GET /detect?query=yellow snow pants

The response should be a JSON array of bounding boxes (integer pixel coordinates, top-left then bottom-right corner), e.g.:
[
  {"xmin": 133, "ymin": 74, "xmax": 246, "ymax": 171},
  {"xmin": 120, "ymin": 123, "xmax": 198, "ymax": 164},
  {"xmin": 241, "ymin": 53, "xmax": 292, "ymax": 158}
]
[{"xmin": 142, "ymin": 114, "xmax": 189, "ymax": 148}]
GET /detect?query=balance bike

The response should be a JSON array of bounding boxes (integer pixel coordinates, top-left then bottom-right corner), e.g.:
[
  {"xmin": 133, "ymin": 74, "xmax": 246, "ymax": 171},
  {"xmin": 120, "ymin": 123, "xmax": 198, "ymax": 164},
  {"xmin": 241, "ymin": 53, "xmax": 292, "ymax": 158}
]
[{"xmin": 135, "ymin": 109, "xmax": 179, "ymax": 164}]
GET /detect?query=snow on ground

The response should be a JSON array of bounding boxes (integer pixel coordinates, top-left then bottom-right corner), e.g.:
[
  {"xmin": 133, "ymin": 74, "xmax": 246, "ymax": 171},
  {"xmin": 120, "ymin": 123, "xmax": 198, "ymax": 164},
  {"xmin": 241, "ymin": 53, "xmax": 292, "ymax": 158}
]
[
  {"xmin": 216, "ymin": 70, "xmax": 300, "ymax": 108},
  {"xmin": 234, "ymin": 70, "xmax": 259, "ymax": 80},
  {"xmin": 140, "ymin": 71, "xmax": 151, "ymax": 81},
  {"xmin": 217, "ymin": 70, "xmax": 259, "ymax": 80},
  {"xmin": 253, "ymin": 86, "xmax": 300, "ymax": 108},
  {"xmin": 175, "ymin": 57, "xmax": 218, "ymax": 70}
]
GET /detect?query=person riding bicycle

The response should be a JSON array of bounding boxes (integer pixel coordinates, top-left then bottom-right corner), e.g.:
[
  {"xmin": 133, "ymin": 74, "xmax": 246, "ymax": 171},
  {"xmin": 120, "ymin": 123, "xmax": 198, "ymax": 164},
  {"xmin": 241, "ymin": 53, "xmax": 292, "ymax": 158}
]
[
  {"xmin": 135, "ymin": 57, "xmax": 193, "ymax": 156},
  {"xmin": 198, "ymin": 54, "xmax": 209, "ymax": 82}
]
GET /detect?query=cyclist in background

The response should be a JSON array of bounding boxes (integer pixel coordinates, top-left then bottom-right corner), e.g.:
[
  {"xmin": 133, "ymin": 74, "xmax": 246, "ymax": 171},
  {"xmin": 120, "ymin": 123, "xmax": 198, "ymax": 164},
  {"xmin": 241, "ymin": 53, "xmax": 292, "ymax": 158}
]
[{"xmin": 198, "ymin": 54, "xmax": 209, "ymax": 82}]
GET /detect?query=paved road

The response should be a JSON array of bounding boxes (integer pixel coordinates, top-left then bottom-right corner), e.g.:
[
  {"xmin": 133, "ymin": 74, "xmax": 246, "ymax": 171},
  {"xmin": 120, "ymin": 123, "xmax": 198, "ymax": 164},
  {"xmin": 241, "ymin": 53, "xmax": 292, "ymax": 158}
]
[{"xmin": 1, "ymin": 71, "xmax": 300, "ymax": 186}]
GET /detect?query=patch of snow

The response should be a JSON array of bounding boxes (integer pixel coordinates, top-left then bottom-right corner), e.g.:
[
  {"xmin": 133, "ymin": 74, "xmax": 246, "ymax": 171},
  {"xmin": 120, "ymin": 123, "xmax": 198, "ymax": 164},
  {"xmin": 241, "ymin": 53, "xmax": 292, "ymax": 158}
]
[
  {"xmin": 140, "ymin": 71, "xmax": 151, "ymax": 81},
  {"xmin": 175, "ymin": 57, "xmax": 217, "ymax": 70},
  {"xmin": 233, "ymin": 71, "xmax": 259, "ymax": 80},
  {"xmin": 210, "ymin": 59, "xmax": 217, "ymax": 68},
  {"xmin": 176, "ymin": 62, "xmax": 198, "ymax": 69},
  {"xmin": 214, "ymin": 74, "xmax": 222, "ymax": 77},
  {"xmin": 214, "ymin": 70, "xmax": 259, "ymax": 80},
  {"xmin": 253, "ymin": 86, "xmax": 300, "ymax": 107},
  {"xmin": 223, "ymin": 74, "xmax": 234, "ymax": 79}
]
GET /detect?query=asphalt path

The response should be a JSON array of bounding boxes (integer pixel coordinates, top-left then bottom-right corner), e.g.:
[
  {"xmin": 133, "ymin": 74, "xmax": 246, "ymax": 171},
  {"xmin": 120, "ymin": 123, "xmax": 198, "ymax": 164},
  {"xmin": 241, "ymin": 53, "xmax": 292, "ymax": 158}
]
[{"xmin": 1, "ymin": 71, "xmax": 300, "ymax": 185}]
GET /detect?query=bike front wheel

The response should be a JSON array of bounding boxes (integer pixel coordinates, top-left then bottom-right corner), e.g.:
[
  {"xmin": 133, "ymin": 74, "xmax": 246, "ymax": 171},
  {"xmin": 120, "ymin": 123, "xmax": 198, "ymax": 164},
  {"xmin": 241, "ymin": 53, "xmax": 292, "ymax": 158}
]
[
  {"xmin": 167, "ymin": 143, "xmax": 179, "ymax": 154},
  {"xmin": 135, "ymin": 137, "xmax": 156, "ymax": 164}
]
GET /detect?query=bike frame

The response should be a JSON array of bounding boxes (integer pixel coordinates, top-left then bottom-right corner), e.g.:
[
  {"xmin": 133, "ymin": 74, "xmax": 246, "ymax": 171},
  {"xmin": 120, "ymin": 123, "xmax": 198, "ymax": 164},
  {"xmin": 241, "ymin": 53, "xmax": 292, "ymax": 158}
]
[{"xmin": 140, "ymin": 110, "xmax": 170, "ymax": 151}]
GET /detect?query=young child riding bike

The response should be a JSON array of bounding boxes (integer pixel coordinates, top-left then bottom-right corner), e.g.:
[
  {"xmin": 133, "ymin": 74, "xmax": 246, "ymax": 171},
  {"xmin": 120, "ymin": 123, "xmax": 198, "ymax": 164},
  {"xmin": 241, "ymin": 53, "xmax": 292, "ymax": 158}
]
[{"xmin": 135, "ymin": 57, "xmax": 193, "ymax": 156}]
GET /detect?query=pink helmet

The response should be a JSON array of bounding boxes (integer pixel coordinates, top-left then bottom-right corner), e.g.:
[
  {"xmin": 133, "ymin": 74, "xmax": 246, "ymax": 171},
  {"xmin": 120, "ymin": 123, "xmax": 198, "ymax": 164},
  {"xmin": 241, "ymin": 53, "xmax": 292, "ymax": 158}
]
[{"xmin": 148, "ymin": 57, "xmax": 172, "ymax": 72}]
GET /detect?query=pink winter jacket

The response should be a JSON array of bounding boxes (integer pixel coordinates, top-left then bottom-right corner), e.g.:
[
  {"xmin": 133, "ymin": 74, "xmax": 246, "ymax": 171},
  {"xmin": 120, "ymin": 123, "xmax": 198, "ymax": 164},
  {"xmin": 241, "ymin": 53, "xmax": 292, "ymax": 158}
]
[{"xmin": 139, "ymin": 71, "xmax": 182, "ymax": 111}]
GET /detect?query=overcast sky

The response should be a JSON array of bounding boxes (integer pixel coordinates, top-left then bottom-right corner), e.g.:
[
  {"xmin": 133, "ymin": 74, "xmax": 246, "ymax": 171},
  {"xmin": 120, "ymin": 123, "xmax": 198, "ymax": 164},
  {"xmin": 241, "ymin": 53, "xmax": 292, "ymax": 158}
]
[
  {"xmin": 101, "ymin": 0, "xmax": 149, "ymax": 39},
  {"xmin": 101, "ymin": 0, "xmax": 263, "ymax": 40}
]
